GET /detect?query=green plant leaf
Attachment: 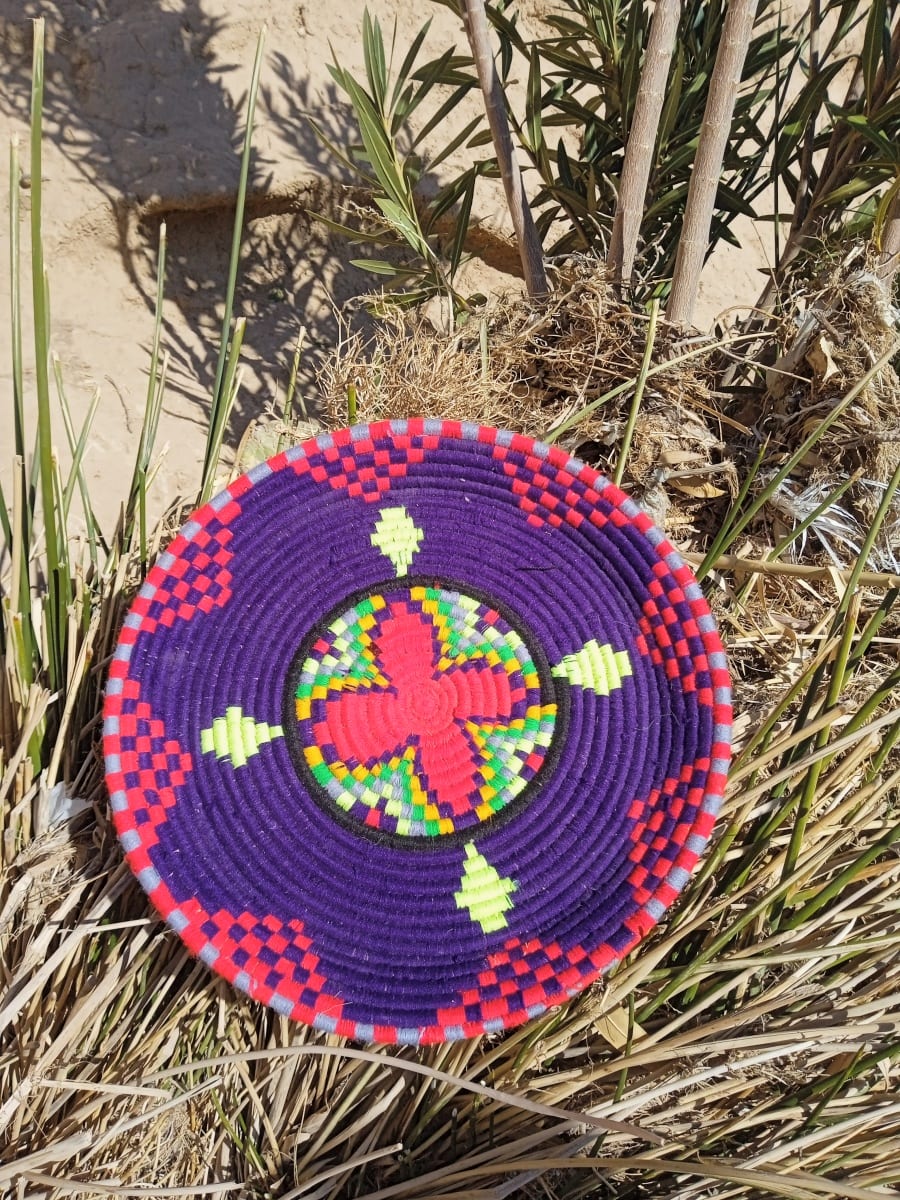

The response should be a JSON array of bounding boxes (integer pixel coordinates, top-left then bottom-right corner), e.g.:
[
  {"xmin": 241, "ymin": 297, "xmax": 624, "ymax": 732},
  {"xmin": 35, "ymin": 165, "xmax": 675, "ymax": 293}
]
[
  {"xmin": 525, "ymin": 44, "xmax": 543, "ymax": 155},
  {"xmin": 773, "ymin": 60, "xmax": 845, "ymax": 174},
  {"xmin": 309, "ymin": 210, "xmax": 390, "ymax": 244},
  {"xmin": 349, "ymin": 257, "xmax": 402, "ymax": 274},
  {"xmin": 407, "ymin": 53, "xmax": 473, "ymax": 135},
  {"xmin": 657, "ymin": 43, "xmax": 685, "ymax": 151},
  {"xmin": 427, "ymin": 113, "xmax": 483, "ymax": 172},
  {"xmin": 362, "ymin": 10, "xmax": 389, "ymax": 114},
  {"xmin": 342, "ymin": 73, "xmax": 409, "ymax": 210},
  {"xmin": 448, "ymin": 169, "xmax": 476, "ymax": 276},
  {"xmin": 390, "ymin": 16, "xmax": 433, "ymax": 114},
  {"xmin": 843, "ymin": 112, "xmax": 900, "ymax": 161},
  {"xmin": 556, "ymin": 137, "xmax": 574, "ymax": 189},
  {"xmin": 466, "ymin": 128, "xmax": 496, "ymax": 149},
  {"xmin": 822, "ymin": 0, "xmax": 868, "ymax": 58},
  {"xmin": 306, "ymin": 116, "xmax": 375, "ymax": 185},
  {"xmin": 375, "ymin": 195, "xmax": 432, "ymax": 260},
  {"xmin": 619, "ymin": 0, "xmax": 645, "ymax": 131},
  {"xmin": 821, "ymin": 169, "xmax": 896, "ymax": 206},
  {"xmin": 413, "ymin": 84, "xmax": 478, "ymax": 152},
  {"xmin": 715, "ymin": 183, "xmax": 762, "ymax": 219},
  {"xmin": 412, "ymin": 51, "xmax": 476, "ymax": 89},
  {"xmin": 861, "ymin": 0, "xmax": 889, "ymax": 111}
]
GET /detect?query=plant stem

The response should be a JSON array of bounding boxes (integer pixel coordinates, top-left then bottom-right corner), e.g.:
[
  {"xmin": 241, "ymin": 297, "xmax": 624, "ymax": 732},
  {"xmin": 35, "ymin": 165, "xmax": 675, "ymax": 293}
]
[
  {"xmin": 683, "ymin": 552, "xmax": 900, "ymax": 590},
  {"xmin": 608, "ymin": 0, "xmax": 681, "ymax": 287},
  {"xmin": 462, "ymin": 0, "xmax": 548, "ymax": 300},
  {"xmin": 876, "ymin": 179, "xmax": 900, "ymax": 288},
  {"xmin": 666, "ymin": 0, "xmax": 759, "ymax": 326},
  {"xmin": 614, "ymin": 299, "xmax": 659, "ymax": 484}
]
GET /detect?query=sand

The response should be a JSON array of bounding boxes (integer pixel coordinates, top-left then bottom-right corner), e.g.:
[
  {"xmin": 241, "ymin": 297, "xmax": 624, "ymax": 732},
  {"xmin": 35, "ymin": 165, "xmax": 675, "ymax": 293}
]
[{"xmin": 0, "ymin": 0, "xmax": 780, "ymax": 531}]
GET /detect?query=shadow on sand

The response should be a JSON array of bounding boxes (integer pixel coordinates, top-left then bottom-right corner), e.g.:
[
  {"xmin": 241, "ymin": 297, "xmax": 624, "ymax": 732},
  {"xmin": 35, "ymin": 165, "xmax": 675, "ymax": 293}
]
[{"xmin": 0, "ymin": 0, "xmax": 378, "ymax": 441}]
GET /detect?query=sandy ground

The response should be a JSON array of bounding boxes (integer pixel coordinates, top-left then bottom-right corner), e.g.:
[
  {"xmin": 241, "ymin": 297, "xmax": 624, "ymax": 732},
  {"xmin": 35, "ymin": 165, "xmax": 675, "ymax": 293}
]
[{"xmin": 0, "ymin": 0, "xmax": 782, "ymax": 532}]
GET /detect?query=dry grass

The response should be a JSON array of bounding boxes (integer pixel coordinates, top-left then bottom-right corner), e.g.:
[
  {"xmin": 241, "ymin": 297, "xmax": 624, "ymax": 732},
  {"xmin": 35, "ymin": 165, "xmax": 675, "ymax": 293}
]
[
  {"xmin": 4, "ymin": 260, "xmax": 900, "ymax": 1199},
  {"xmin": 321, "ymin": 262, "xmax": 736, "ymax": 534},
  {"xmin": 3, "ymin": 24, "xmax": 900, "ymax": 1194}
]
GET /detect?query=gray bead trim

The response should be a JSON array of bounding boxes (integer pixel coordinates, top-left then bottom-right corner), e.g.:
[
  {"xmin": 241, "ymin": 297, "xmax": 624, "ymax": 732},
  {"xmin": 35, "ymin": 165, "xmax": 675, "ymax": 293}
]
[
  {"xmin": 167, "ymin": 909, "xmax": 189, "ymax": 933},
  {"xmin": 247, "ymin": 460, "xmax": 274, "ymax": 485},
  {"xmin": 137, "ymin": 865, "xmax": 161, "ymax": 892},
  {"xmin": 209, "ymin": 488, "xmax": 235, "ymax": 512}
]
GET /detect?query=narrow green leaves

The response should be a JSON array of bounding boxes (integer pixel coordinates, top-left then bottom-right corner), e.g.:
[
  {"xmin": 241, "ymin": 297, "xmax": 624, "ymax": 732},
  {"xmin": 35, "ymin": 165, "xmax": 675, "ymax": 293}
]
[
  {"xmin": 312, "ymin": 9, "xmax": 483, "ymax": 320},
  {"xmin": 861, "ymin": 0, "xmax": 890, "ymax": 111}
]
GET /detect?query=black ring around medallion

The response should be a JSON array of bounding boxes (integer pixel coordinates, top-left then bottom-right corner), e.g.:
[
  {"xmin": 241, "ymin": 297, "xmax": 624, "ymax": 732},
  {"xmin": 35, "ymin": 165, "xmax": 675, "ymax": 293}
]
[{"xmin": 283, "ymin": 575, "xmax": 568, "ymax": 850}]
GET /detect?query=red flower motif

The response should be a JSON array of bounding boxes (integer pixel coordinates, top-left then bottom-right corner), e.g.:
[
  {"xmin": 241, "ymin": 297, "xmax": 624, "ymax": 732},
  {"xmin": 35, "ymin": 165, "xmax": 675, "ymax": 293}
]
[{"xmin": 319, "ymin": 606, "xmax": 516, "ymax": 815}]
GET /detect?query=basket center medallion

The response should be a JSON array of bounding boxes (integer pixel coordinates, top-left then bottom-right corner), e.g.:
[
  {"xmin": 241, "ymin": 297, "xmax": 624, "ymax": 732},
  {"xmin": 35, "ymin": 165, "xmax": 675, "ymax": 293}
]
[{"xmin": 285, "ymin": 580, "xmax": 559, "ymax": 843}]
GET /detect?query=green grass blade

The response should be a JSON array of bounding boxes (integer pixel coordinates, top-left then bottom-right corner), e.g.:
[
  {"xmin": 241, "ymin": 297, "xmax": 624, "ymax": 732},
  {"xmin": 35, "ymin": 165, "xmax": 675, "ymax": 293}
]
[
  {"xmin": 614, "ymin": 300, "xmax": 659, "ymax": 486},
  {"xmin": 786, "ymin": 809, "xmax": 900, "ymax": 931},
  {"xmin": 125, "ymin": 220, "xmax": 167, "ymax": 560},
  {"xmin": 10, "ymin": 137, "xmax": 25, "ymax": 466},
  {"xmin": 696, "ymin": 339, "xmax": 900, "ymax": 580},
  {"xmin": 283, "ymin": 327, "xmax": 306, "ymax": 423},
  {"xmin": 9, "ymin": 134, "xmax": 33, "ymax": 641},
  {"xmin": 547, "ymin": 334, "xmax": 756, "ymax": 443},
  {"xmin": 201, "ymin": 319, "xmax": 246, "ymax": 505},
  {"xmin": 29, "ymin": 18, "xmax": 62, "ymax": 693},
  {"xmin": 53, "ymin": 360, "xmax": 103, "ymax": 572},
  {"xmin": 0, "ymin": 473, "xmax": 9, "ymax": 554},
  {"xmin": 203, "ymin": 26, "xmax": 266, "ymax": 502},
  {"xmin": 777, "ymin": 460, "xmax": 900, "ymax": 913},
  {"xmin": 138, "ymin": 350, "xmax": 169, "ymax": 568},
  {"xmin": 6, "ymin": 461, "xmax": 35, "ymax": 689}
]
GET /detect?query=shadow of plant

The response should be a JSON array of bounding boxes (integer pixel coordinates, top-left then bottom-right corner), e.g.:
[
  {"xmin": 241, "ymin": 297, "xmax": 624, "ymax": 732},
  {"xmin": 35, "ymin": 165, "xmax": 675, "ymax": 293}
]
[{"xmin": 0, "ymin": 0, "xmax": 378, "ymax": 444}]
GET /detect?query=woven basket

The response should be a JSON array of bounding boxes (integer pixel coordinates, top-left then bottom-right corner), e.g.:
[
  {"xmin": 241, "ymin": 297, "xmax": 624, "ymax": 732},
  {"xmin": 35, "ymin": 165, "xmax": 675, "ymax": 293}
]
[{"xmin": 104, "ymin": 421, "xmax": 731, "ymax": 1045}]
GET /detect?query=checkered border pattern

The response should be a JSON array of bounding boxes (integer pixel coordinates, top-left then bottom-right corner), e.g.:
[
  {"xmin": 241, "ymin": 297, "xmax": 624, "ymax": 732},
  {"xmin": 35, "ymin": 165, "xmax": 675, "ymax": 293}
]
[
  {"xmin": 103, "ymin": 682, "xmax": 349, "ymax": 1030},
  {"xmin": 289, "ymin": 428, "xmax": 425, "ymax": 500},
  {"xmin": 105, "ymin": 680, "xmax": 193, "ymax": 864},
  {"xmin": 435, "ymin": 935, "xmax": 587, "ymax": 1038},
  {"xmin": 128, "ymin": 518, "xmax": 234, "ymax": 637},
  {"xmin": 104, "ymin": 419, "xmax": 732, "ymax": 1045}
]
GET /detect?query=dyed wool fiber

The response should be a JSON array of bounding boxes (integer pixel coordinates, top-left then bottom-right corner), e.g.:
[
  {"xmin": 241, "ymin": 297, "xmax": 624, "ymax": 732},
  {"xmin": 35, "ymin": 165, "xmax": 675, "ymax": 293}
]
[{"xmin": 103, "ymin": 421, "xmax": 732, "ymax": 1044}]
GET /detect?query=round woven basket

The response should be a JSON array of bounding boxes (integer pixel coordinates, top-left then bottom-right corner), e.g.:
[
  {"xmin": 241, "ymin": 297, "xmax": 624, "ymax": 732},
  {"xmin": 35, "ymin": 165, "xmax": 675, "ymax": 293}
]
[{"xmin": 104, "ymin": 420, "xmax": 731, "ymax": 1044}]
